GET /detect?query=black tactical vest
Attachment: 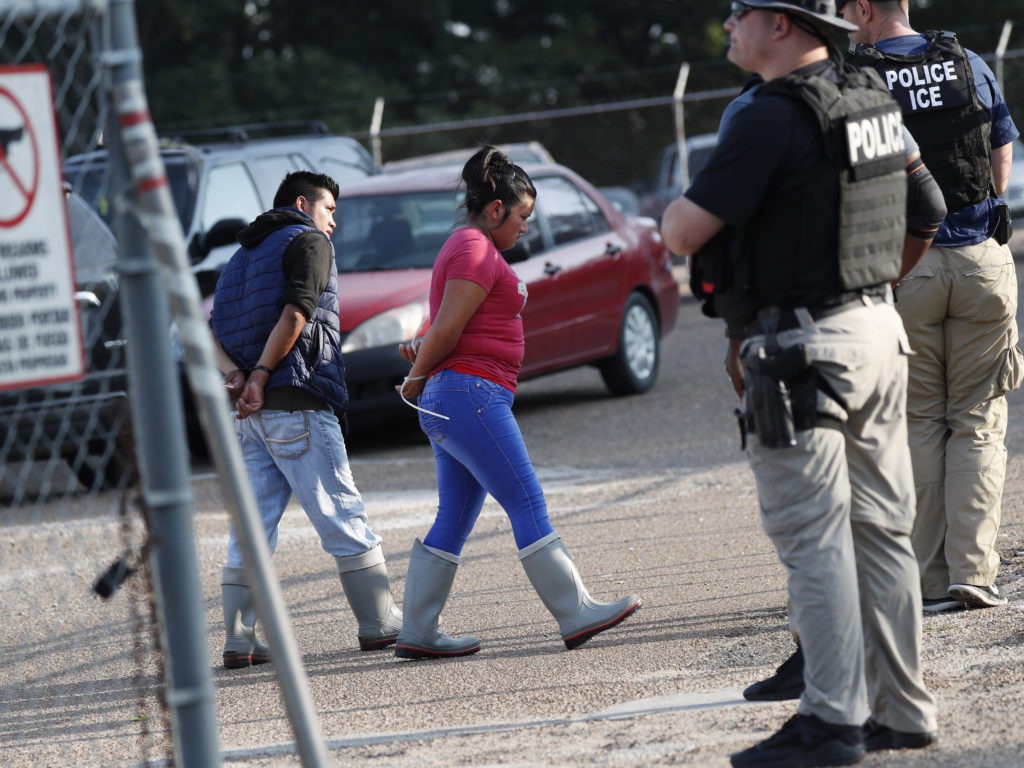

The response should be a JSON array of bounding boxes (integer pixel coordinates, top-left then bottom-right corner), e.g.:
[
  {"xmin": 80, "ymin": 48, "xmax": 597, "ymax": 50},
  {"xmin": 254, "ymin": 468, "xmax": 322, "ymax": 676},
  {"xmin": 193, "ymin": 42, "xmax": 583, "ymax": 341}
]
[
  {"xmin": 849, "ymin": 31, "xmax": 993, "ymax": 210},
  {"xmin": 756, "ymin": 63, "xmax": 906, "ymax": 293}
]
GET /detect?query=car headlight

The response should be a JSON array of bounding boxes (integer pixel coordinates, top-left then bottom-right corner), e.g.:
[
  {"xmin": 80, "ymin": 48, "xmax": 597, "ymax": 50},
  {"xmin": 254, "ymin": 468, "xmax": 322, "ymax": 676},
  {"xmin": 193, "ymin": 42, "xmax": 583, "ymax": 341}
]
[{"xmin": 342, "ymin": 301, "xmax": 429, "ymax": 353}]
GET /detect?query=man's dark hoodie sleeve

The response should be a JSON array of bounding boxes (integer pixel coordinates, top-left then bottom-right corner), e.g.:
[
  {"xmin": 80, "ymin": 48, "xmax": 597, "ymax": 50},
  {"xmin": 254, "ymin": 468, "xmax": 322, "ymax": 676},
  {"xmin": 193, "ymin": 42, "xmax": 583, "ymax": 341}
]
[
  {"xmin": 237, "ymin": 208, "xmax": 332, "ymax": 320},
  {"xmin": 282, "ymin": 231, "xmax": 332, "ymax": 319}
]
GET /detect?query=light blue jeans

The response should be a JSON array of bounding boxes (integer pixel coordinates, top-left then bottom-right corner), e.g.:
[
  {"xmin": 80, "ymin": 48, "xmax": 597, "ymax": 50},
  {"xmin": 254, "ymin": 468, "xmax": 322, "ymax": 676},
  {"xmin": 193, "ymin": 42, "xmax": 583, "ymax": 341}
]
[
  {"xmin": 225, "ymin": 409, "xmax": 381, "ymax": 568},
  {"xmin": 416, "ymin": 369, "xmax": 554, "ymax": 555}
]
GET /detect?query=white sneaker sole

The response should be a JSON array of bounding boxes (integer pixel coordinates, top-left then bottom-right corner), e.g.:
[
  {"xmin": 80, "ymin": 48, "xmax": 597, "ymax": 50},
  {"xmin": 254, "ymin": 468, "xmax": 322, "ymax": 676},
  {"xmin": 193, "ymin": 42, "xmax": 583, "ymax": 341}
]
[{"xmin": 948, "ymin": 583, "xmax": 1007, "ymax": 608}]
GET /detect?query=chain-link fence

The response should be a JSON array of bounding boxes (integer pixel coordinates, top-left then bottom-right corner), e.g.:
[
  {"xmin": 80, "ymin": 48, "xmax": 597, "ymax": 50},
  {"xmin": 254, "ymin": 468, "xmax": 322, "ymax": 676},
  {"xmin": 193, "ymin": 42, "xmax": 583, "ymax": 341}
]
[
  {"xmin": 362, "ymin": 20, "xmax": 1024, "ymax": 221},
  {"xmin": 0, "ymin": 2, "xmax": 174, "ymax": 765},
  {"xmin": 3, "ymin": 3, "xmax": 1024, "ymax": 766},
  {"xmin": 360, "ymin": 74, "xmax": 743, "ymax": 210},
  {"xmin": 2, "ymin": 0, "xmax": 337, "ymax": 764}
]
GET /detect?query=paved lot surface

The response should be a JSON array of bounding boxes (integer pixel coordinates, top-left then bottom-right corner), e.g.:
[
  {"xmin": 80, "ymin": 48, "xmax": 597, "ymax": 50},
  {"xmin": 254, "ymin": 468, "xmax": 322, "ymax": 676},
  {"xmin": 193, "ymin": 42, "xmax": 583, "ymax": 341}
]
[{"xmin": 3, "ymin": 261, "xmax": 1024, "ymax": 767}]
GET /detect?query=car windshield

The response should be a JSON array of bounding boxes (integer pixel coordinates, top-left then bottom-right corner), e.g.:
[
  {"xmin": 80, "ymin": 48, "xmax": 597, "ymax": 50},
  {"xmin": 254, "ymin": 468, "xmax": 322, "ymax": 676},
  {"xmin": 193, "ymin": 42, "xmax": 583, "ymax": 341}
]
[
  {"xmin": 333, "ymin": 190, "xmax": 466, "ymax": 272},
  {"xmin": 63, "ymin": 153, "xmax": 198, "ymax": 236},
  {"xmin": 66, "ymin": 191, "xmax": 117, "ymax": 281}
]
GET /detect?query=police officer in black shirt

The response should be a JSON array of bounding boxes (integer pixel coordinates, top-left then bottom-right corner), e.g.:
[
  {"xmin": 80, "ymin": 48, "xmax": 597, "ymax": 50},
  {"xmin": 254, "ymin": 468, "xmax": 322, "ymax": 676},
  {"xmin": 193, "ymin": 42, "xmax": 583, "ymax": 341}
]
[{"xmin": 662, "ymin": 2, "xmax": 938, "ymax": 766}]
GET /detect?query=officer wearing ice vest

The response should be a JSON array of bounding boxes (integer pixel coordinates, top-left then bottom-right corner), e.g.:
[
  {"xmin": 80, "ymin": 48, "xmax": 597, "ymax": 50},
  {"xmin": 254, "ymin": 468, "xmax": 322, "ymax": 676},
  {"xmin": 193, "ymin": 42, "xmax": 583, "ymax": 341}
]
[
  {"xmin": 661, "ymin": 2, "xmax": 937, "ymax": 766},
  {"xmin": 839, "ymin": 0, "xmax": 1023, "ymax": 616}
]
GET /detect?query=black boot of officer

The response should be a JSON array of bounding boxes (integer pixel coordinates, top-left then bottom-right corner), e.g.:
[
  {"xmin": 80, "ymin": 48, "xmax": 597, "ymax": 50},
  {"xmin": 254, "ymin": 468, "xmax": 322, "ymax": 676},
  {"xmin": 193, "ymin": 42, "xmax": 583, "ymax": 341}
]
[{"xmin": 743, "ymin": 644, "xmax": 804, "ymax": 702}]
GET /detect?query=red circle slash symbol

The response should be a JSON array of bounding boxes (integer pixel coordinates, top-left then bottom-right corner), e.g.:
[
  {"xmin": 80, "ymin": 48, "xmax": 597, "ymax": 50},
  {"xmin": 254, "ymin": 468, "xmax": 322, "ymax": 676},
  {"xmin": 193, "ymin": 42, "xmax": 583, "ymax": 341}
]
[{"xmin": 0, "ymin": 86, "xmax": 40, "ymax": 228}]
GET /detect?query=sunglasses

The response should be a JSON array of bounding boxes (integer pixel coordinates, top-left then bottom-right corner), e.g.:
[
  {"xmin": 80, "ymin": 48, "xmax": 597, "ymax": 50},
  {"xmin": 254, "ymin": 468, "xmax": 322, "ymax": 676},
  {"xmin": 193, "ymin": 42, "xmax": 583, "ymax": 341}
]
[{"xmin": 729, "ymin": 1, "xmax": 756, "ymax": 19}]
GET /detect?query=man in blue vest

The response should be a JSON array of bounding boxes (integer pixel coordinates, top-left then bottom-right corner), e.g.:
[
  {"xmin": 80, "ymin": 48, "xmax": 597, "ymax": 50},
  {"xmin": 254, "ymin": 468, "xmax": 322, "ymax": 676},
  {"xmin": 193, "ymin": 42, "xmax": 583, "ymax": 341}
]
[{"xmin": 210, "ymin": 171, "xmax": 402, "ymax": 668}]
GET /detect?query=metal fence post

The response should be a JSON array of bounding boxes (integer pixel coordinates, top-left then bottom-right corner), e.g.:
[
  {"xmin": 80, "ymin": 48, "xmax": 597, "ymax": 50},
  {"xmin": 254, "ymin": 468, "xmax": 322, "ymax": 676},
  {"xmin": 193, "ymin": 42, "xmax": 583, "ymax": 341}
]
[
  {"xmin": 103, "ymin": 0, "xmax": 334, "ymax": 765},
  {"xmin": 102, "ymin": 1, "xmax": 220, "ymax": 764},
  {"xmin": 371, "ymin": 96, "xmax": 385, "ymax": 168},
  {"xmin": 672, "ymin": 62, "xmax": 691, "ymax": 196},
  {"xmin": 995, "ymin": 20, "xmax": 1013, "ymax": 95}
]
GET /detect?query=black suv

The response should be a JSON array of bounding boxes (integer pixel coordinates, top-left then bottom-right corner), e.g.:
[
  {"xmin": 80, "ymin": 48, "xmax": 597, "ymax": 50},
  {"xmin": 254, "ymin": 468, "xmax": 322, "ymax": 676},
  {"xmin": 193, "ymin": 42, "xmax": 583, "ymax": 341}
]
[{"xmin": 63, "ymin": 122, "xmax": 377, "ymax": 295}]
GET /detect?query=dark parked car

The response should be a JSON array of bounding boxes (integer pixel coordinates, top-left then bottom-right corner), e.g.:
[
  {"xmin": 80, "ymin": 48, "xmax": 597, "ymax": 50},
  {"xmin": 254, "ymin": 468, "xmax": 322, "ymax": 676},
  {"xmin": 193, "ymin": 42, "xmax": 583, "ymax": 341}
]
[
  {"xmin": 63, "ymin": 123, "xmax": 377, "ymax": 295},
  {"xmin": 0, "ymin": 189, "xmax": 133, "ymax": 494},
  {"xmin": 638, "ymin": 133, "xmax": 719, "ymax": 221},
  {"xmin": 331, "ymin": 161, "xmax": 680, "ymax": 411},
  {"xmin": 383, "ymin": 141, "xmax": 555, "ymax": 173}
]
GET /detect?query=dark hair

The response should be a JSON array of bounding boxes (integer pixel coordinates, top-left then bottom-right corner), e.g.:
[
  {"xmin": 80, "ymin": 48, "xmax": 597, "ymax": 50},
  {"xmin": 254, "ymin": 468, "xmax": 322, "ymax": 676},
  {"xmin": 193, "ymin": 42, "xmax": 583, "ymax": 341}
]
[
  {"xmin": 461, "ymin": 146, "xmax": 537, "ymax": 219},
  {"xmin": 273, "ymin": 170, "xmax": 340, "ymax": 209}
]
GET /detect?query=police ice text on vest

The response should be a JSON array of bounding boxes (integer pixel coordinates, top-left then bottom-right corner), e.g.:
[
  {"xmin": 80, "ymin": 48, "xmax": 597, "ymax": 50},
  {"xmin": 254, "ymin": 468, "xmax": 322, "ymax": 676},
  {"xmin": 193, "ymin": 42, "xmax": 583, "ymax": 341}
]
[{"xmin": 885, "ymin": 61, "xmax": 959, "ymax": 111}]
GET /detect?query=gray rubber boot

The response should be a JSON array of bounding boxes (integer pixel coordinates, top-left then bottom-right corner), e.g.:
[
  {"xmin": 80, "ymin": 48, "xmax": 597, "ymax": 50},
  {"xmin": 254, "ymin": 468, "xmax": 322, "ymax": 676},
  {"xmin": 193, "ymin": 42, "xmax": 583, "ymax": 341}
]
[
  {"xmin": 222, "ymin": 566, "xmax": 271, "ymax": 669},
  {"xmin": 336, "ymin": 545, "xmax": 403, "ymax": 651},
  {"xmin": 519, "ymin": 533, "xmax": 642, "ymax": 650},
  {"xmin": 394, "ymin": 539, "xmax": 481, "ymax": 660}
]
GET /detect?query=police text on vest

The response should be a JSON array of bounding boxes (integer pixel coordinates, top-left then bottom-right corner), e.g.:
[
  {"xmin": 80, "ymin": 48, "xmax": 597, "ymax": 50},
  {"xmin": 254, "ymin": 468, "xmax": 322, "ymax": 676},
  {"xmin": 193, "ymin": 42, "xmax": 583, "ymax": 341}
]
[{"xmin": 845, "ymin": 110, "xmax": 905, "ymax": 166}]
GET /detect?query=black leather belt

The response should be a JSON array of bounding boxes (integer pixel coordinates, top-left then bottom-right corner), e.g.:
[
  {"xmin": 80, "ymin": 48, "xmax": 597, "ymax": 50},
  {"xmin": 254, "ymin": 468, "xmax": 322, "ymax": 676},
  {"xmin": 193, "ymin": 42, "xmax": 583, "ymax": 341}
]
[
  {"xmin": 749, "ymin": 291, "xmax": 888, "ymax": 335},
  {"xmin": 263, "ymin": 386, "xmax": 331, "ymax": 412}
]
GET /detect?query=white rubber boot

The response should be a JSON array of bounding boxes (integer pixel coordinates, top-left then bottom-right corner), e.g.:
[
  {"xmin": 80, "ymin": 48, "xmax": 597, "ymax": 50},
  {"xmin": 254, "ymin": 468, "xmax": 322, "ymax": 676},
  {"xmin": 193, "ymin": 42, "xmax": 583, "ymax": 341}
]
[
  {"xmin": 221, "ymin": 566, "xmax": 271, "ymax": 669},
  {"xmin": 394, "ymin": 539, "xmax": 481, "ymax": 660},
  {"xmin": 519, "ymin": 533, "xmax": 642, "ymax": 650},
  {"xmin": 336, "ymin": 545, "xmax": 403, "ymax": 651}
]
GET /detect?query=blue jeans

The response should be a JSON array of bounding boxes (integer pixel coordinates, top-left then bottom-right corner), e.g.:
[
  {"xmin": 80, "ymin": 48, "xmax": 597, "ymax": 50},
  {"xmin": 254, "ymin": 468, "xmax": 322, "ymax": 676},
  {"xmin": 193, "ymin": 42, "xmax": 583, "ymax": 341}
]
[
  {"xmin": 417, "ymin": 369, "xmax": 554, "ymax": 555},
  {"xmin": 225, "ymin": 409, "xmax": 381, "ymax": 568}
]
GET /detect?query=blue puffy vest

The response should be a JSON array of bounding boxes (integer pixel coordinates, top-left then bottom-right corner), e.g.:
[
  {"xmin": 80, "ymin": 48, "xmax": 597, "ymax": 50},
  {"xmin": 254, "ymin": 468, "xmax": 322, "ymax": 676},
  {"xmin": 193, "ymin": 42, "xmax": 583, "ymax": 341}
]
[{"xmin": 211, "ymin": 221, "xmax": 349, "ymax": 416}]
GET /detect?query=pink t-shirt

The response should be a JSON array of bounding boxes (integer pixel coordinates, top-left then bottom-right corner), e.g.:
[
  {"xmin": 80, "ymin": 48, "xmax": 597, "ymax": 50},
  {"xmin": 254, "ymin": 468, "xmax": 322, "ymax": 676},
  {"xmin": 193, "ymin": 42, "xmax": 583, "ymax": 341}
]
[{"xmin": 429, "ymin": 227, "xmax": 528, "ymax": 392}]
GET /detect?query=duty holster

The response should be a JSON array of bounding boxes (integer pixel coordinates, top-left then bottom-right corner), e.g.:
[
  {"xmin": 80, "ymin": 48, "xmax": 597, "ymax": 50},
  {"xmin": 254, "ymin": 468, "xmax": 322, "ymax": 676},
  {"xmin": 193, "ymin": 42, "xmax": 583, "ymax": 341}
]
[
  {"xmin": 995, "ymin": 202, "xmax": 1013, "ymax": 246},
  {"xmin": 741, "ymin": 343, "xmax": 816, "ymax": 450}
]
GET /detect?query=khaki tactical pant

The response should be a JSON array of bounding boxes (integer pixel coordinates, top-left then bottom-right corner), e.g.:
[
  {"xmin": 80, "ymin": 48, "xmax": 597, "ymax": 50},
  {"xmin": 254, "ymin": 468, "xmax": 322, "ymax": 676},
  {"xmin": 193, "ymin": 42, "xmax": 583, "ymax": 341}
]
[
  {"xmin": 895, "ymin": 239, "xmax": 1024, "ymax": 598},
  {"xmin": 744, "ymin": 297, "xmax": 937, "ymax": 734}
]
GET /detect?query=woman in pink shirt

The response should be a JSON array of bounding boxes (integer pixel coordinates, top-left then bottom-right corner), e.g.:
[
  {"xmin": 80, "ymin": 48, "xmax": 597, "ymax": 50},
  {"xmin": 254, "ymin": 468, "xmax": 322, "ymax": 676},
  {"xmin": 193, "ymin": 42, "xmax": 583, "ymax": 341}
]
[{"xmin": 393, "ymin": 146, "xmax": 642, "ymax": 660}]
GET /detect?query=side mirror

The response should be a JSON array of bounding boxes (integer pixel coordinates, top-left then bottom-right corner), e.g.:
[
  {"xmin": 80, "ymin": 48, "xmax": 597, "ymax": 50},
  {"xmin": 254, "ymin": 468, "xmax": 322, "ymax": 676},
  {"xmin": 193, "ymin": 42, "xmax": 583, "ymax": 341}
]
[
  {"xmin": 502, "ymin": 241, "xmax": 530, "ymax": 264},
  {"xmin": 195, "ymin": 270, "xmax": 220, "ymax": 297},
  {"xmin": 190, "ymin": 218, "xmax": 248, "ymax": 295},
  {"xmin": 202, "ymin": 218, "xmax": 247, "ymax": 256}
]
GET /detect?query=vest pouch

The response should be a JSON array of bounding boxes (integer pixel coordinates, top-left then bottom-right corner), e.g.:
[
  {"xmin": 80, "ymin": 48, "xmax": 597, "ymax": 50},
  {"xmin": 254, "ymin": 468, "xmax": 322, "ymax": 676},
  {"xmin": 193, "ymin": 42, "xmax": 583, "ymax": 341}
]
[{"xmin": 689, "ymin": 229, "xmax": 733, "ymax": 318}]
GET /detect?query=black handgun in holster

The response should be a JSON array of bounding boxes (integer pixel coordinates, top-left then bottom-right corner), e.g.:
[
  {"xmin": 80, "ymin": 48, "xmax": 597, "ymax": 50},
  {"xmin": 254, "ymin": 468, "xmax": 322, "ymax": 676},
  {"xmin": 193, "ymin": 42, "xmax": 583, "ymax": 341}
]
[
  {"xmin": 995, "ymin": 202, "xmax": 1013, "ymax": 246},
  {"xmin": 742, "ymin": 343, "xmax": 812, "ymax": 449}
]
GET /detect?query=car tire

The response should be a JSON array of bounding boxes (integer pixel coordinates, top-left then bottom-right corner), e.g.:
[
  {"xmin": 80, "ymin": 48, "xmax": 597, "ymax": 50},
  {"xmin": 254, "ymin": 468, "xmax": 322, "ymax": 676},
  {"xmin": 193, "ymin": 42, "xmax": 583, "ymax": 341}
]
[
  {"xmin": 599, "ymin": 292, "xmax": 660, "ymax": 396},
  {"xmin": 73, "ymin": 440, "xmax": 136, "ymax": 491},
  {"xmin": 72, "ymin": 398, "xmax": 137, "ymax": 492}
]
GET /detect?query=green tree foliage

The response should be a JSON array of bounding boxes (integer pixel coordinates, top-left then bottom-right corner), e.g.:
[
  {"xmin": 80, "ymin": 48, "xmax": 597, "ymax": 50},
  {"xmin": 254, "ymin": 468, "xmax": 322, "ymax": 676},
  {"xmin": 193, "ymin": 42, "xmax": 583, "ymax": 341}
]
[{"xmin": 135, "ymin": 1, "xmax": 1024, "ymax": 141}]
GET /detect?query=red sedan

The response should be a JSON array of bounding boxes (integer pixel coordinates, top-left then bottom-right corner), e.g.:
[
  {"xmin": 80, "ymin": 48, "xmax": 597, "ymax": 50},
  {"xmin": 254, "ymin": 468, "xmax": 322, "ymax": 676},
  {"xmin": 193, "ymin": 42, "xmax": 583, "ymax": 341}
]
[{"xmin": 332, "ymin": 162, "xmax": 679, "ymax": 413}]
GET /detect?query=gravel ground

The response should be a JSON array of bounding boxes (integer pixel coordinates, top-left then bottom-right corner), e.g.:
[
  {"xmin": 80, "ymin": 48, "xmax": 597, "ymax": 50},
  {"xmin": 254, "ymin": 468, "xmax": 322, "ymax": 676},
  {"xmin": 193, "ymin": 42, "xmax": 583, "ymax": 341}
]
[
  {"xmin": 2, "ymin": 454, "xmax": 1022, "ymax": 767},
  {"xmin": 4, "ymin": 261, "xmax": 1024, "ymax": 767}
]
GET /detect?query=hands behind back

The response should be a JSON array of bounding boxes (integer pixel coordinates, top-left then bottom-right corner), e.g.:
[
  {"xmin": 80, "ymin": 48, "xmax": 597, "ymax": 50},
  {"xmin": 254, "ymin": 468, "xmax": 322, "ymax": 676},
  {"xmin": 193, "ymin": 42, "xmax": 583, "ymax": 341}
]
[
  {"xmin": 396, "ymin": 339, "xmax": 426, "ymax": 398},
  {"xmin": 224, "ymin": 369, "xmax": 247, "ymax": 401}
]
